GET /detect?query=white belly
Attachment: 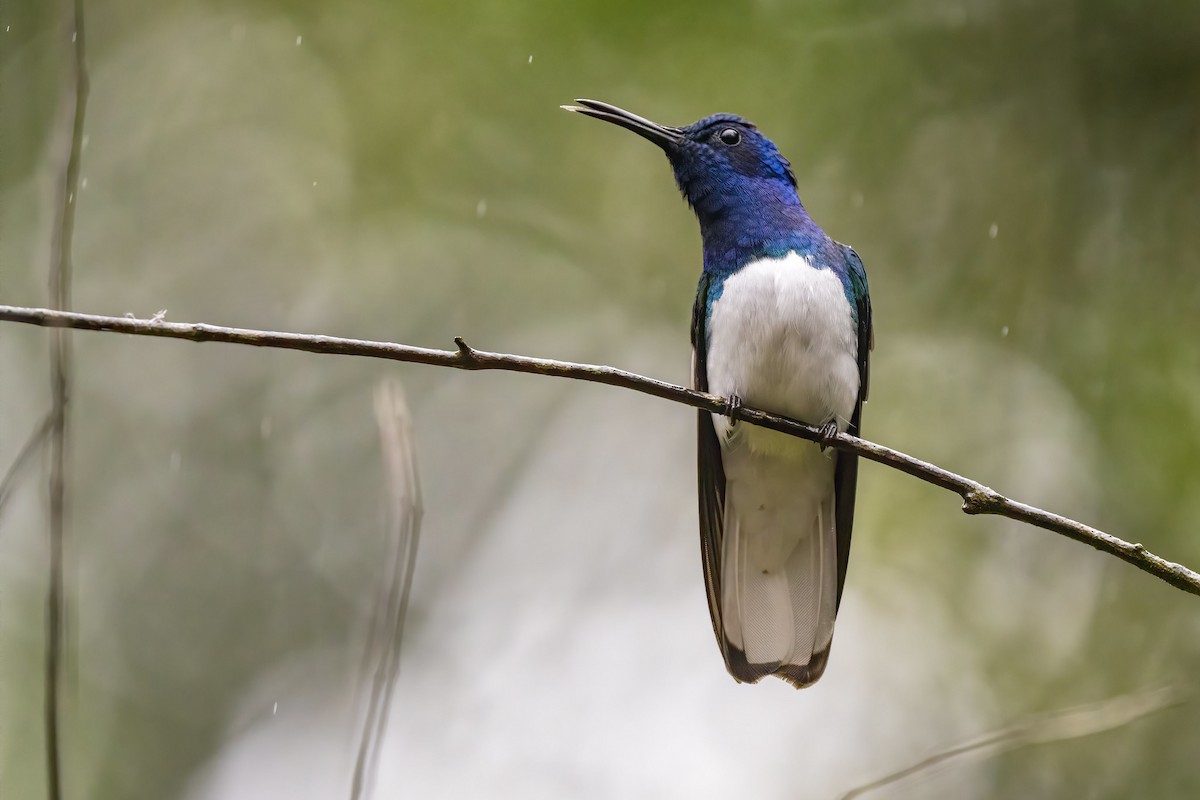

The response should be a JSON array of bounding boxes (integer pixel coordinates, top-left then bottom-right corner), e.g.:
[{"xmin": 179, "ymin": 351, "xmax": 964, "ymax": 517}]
[{"xmin": 705, "ymin": 252, "xmax": 859, "ymax": 458}]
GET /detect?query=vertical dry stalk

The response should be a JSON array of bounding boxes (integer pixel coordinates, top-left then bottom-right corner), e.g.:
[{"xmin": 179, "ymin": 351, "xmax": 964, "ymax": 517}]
[
  {"xmin": 351, "ymin": 380, "xmax": 423, "ymax": 800},
  {"xmin": 44, "ymin": 1, "xmax": 89, "ymax": 797}
]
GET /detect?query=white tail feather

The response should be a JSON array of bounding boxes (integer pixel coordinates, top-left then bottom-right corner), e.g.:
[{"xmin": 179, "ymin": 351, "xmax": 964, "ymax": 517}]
[{"xmin": 720, "ymin": 445, "xmax": 839, "ymax": 672}]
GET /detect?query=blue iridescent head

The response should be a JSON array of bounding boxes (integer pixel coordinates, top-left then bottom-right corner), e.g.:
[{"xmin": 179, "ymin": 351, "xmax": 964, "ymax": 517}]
[{"xmin": 562, "ymin": 99, "xmax": 801, "ymax": 223}]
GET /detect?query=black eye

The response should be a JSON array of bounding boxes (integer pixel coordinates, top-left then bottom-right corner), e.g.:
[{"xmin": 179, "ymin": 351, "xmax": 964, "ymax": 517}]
[
  {"xmin": 710, "ymin": 127, "xmax": 739, "ymax": 146},
  {"xmin": 718, "ymin": 128, "xmax": 741, "ymax": 146}
]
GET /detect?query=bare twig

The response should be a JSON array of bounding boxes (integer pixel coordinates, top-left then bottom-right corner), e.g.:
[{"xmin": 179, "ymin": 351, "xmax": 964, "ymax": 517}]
[
  {"xmin": 43, "ymin": 0, "xmax": 88, "ymax": 797},
  {"xmin": 350, "ymin": 380, "xmax": 423, "ymax": 800},
  {"xmin": 839, "ymin": 686, "xmax": 1186, "ymax": 799},
  {"xmin": 0, "ymin": 414, "xmax": 55, "ymax": 520},
  {"xmin": 0, "ymin": 303, "xmax": 1197, "ymax": 598}
]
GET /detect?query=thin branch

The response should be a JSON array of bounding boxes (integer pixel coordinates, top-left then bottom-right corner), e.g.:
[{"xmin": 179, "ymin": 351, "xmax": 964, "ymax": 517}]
[
  {"xmin": 0, "ymin": 414, "xmax": 55, "ymax": 520},
  {"xmin": 0, "ymin": 303, "xmax": 1197, "ymax": 598},
  {"xmin": 839, "ymin": 685, "xmax": 1186, "ymax": 799},
  {"xmin": 43, "ymin": 0, "xmax": 88, "ymax": 797}
]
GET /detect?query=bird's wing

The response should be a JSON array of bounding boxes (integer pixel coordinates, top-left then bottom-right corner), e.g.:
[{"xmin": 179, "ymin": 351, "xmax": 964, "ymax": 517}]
[
  {"xmin": 833, "ymin": 243, "xmax": 873, "ymax": 608},
  {"xmin": 691, "ymin": 272, "xmax": 729, "ymax": 657}
]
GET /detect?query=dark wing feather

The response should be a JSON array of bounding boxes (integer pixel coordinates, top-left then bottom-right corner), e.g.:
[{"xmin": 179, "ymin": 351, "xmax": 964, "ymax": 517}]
[
  {"xmin": 692, "ymin": 273, "xmax": 728, "ymax": 656},
  {"xmin": 833, "ymin": 243, "xmax": 873, "ymax": 609}
]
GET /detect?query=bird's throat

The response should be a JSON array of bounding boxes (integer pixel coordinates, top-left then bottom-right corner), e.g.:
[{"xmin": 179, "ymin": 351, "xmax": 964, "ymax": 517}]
[{"xmin": 699, "ymin": 195, "xmax": 820, "ymax": 277}]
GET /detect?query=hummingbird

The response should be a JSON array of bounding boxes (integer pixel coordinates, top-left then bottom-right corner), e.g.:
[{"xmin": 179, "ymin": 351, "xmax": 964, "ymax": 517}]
[{"xmin": 562, "ymin": 99, "xmax": 873, "ymax": 688}]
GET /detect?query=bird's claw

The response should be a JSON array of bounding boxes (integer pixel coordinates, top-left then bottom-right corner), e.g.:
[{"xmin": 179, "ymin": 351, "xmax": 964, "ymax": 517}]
[
  {"xmin": 726, "ymin": 394, "xmax": 743, "ymax": 425},
  {"xmin": 817, "ymin": 420, "xmax": 840, "ymax": 452}
]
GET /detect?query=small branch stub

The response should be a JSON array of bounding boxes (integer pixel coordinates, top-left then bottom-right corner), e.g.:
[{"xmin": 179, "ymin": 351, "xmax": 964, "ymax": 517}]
[
  {"xmin": 453, "ymin": 336, "xmax": 478, "ymax": 366},
  {"xmin": 962, "ymin": 488, "xmax": 1004, "ymax": 515}
]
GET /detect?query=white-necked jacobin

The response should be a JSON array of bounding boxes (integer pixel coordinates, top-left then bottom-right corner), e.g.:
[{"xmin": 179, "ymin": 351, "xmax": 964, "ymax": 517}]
[{"xmin": 563, "ymin": 99, "xmax": 873, "ymax": 688}]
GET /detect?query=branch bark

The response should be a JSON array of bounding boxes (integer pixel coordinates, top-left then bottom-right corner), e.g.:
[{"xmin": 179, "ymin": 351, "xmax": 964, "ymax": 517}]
[{"xmin": 1, "ymin": 303, "xmax": 1197, "ymax": 597}]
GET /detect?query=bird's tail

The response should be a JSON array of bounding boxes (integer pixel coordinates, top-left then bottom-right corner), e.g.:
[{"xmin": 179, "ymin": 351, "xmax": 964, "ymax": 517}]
[{"xmin": 718, "ymin": 449, "xmax": 839, "ymax": 688}]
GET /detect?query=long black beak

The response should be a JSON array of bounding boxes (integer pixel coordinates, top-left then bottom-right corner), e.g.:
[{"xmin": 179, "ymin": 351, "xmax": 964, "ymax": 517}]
[{"xmin": 561, "ymin": 99, "xmax": 683, "ymax": 151}]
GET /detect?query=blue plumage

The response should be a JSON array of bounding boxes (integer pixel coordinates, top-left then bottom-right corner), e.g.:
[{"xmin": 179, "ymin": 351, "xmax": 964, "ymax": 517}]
[{"xmin": 564, "ymin": 99, "xmax": 873, "ymax": 688}]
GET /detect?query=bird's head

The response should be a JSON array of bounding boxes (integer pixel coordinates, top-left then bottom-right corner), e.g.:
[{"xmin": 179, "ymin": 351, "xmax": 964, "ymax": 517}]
[{"xmin": 562, "ymin": 99, "xmax": 800, "ymax": 222}]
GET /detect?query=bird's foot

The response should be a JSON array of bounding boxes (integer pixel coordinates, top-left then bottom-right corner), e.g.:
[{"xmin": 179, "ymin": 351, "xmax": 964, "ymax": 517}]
[
  {"xmin": 817, "ymin": 419, "xmax": 840, "ymax": 452},
  {"xmin": 726, "ymin": 394, "xmax": 743, "ymax": 426}
]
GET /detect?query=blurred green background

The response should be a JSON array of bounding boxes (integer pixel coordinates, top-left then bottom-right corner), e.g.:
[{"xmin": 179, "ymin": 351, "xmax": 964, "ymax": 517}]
[{"xmin": 2, "ymin": 0, "xmax": 1199, "ymax": 797}]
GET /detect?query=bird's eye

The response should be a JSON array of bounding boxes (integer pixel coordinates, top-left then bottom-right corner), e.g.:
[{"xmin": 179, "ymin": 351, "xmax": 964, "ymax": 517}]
[{"xmin": 718, "ymin": 128, "xmax": 741, "ymax": 146}]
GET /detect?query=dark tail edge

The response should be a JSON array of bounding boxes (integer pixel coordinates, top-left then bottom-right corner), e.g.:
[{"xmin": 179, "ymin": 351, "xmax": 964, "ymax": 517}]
[{"xmin": 725, "ymin": 643, "xmax": 832, "ymax": 690}]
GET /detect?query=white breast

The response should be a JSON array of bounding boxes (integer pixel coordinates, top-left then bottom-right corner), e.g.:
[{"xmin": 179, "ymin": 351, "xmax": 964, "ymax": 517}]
[{"xmin": 705, "ymin": 252, "xmax": 859, "ymax": 457}]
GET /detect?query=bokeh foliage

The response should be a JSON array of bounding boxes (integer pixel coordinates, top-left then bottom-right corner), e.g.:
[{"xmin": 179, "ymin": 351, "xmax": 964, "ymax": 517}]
[{"xmin": 2, "ymin": 0, "xmax": 1198, "ymax": 797}]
